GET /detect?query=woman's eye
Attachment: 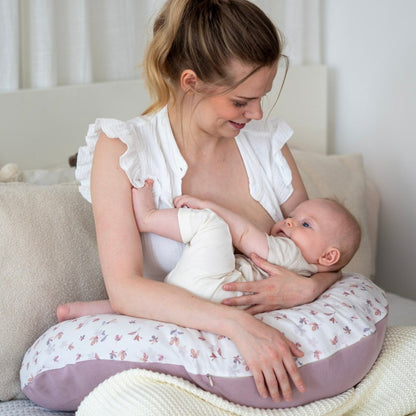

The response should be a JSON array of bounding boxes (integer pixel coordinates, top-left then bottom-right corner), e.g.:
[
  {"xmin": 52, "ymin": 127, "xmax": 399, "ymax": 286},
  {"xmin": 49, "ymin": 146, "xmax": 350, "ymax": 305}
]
[
  {"xmin": 233, "ymin": 101, "xmax": 247, "ymax": 108},
  {"xmin": 302, "ymin": 222, "xmax": 310, "ymax": 228}
]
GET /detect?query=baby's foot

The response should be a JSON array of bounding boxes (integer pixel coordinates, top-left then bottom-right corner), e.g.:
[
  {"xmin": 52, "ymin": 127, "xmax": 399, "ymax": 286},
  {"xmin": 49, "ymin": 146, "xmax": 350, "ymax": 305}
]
[
  {"xmin": 56, "ymin": 302, "xmax": 87, "ymax": 322},
  {"xmin": 132, "ymin": 179, "xmax": 156, "ymax": 231},
  {"xmin": 57, "ymin": 300, "xmax": 114, "ymax": 322},
  {"xmin": 57, "ymin": 304, "xmax": 72, "ymax": 322}
]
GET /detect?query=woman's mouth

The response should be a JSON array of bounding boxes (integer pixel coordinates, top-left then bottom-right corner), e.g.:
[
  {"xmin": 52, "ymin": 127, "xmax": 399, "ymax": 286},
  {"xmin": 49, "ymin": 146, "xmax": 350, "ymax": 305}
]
[{"xmin": 229, "ymin": 121, "xmax": 246, "ymax": 130}]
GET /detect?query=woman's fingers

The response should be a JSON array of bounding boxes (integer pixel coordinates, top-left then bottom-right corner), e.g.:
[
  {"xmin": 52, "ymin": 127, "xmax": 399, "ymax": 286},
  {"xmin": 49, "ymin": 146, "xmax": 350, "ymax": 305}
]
[
  {"xmin": 284, "ymin": 344, "xmax": 305, "ymax": 395},
  {"xmin": 233, "ymin": 316, "xmax": 305, "ymax": 403},
  {"xmin": 250, "ymin": 252, "xmax": 285, "ymax": 275},
  {"xmin": 285, "ymin": 357, "xmax": 305, "ymax": 395},
  {"xmin": 245, "ymin": 304, "xmax": 276, "ymax": 315},
  {"xmin": 251, "ymin": 368, "xmax": 269, "ymax": 400},
  {"xmin": 273, "ymin": 365, "xmax": 291, "ymax": 402},
  {"xmin": 250, "ymin": 349, "xmax": 304, "ymax": 402},
  {"xmin": 262, "ymin": 367, "xmax": 281, "ymax": 402},
  {"xmin": 222, "ymin": 278, "xmax": 275, "ymax": 310},
  {"xmin": 225, "ymin": 253, "xmax": 316, "ymax": 309},
  {"xmin": 223, "ymin": 280, "xmax": 258, "ymax": 293},
  {"xmin": 272, "ymin": 347, "xmax": 305, "ymax": 401}
]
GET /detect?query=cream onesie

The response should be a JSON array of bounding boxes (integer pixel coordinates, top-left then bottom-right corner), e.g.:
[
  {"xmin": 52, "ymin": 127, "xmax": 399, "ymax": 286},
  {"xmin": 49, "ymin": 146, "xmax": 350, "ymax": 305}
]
[{"xmin": 165, "ymin": 208, "xmax": 317, "ymax": 304}]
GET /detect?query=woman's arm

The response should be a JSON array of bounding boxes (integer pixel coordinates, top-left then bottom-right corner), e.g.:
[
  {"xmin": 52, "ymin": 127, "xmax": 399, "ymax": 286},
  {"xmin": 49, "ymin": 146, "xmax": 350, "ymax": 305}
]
[
  {"xmin": 174, "ymin": 195, "xmax": 269, "ymax": 259},
  {"xmin": 90, "ymin": 133, "xmax": 305, "ymax": 402}
]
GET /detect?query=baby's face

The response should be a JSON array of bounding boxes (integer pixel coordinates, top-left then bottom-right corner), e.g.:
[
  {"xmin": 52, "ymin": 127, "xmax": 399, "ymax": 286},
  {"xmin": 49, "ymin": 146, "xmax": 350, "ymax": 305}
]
[{"xmin": 270, "ymin": 199, "xmax": 339, "ymax": 264}]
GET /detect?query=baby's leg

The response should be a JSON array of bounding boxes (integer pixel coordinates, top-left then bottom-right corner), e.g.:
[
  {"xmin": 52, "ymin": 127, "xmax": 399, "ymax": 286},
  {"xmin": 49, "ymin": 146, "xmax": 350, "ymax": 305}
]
[
  {"xmin": 133, "ymin": 179, "xmax": 181, "ymax": 241},
  {"xmin": 166, "ymin": 208, "xmax": 244, "ymax": 303},
  {"xmin": 56, "ymin": 299, "xmax": 114, "ymax": 322}
]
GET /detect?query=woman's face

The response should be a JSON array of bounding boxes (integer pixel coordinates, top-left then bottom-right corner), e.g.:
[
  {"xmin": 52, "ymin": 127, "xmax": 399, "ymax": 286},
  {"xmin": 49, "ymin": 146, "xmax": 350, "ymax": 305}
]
[{"xmin": 191, "ymin": 61, "xmax": 278, "ymax": 139}]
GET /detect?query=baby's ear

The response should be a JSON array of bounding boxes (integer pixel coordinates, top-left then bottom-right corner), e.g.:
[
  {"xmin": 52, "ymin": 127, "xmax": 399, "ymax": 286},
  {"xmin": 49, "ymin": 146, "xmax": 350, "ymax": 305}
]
[{"xmin": 319, "ymin": 247, "xmax": 340, "ymax": 267}]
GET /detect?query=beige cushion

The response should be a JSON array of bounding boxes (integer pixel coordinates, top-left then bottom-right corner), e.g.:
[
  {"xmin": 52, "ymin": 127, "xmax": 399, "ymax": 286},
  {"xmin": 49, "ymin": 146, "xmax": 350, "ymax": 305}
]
[
  {"xmin": 0, "ymin": 183, "xmax": 107, "ymax": 401},
  {"xmin": 292, "ymin": 149, "xmax": 374, "ymax": 279}
]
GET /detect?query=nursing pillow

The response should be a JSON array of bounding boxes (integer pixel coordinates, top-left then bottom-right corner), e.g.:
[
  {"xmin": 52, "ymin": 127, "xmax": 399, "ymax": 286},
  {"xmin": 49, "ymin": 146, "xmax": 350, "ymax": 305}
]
[{"xmin": 21, "ymin": 273, "xmax": 388, "ymax": 411}]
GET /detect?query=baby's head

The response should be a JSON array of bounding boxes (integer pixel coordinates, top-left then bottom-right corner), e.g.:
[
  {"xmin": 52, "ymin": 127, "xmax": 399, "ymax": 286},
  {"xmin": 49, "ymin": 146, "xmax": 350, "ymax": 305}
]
[{"xmin": 271, "ymin": 198, "xmax": 361, "ymax": 272}]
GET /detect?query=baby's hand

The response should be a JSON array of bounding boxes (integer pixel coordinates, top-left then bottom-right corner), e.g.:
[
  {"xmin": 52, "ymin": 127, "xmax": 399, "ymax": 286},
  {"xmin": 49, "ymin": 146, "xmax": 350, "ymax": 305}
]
[{"xmin": 174, "ymin": 195, "xmax": 206, "ymax": 210}]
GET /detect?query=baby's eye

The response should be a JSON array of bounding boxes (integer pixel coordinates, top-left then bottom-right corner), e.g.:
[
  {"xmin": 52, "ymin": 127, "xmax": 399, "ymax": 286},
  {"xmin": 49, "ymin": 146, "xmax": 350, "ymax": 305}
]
[{"xmin": 302, "ymin": 222, "xmax": 310, "ymax": 228}]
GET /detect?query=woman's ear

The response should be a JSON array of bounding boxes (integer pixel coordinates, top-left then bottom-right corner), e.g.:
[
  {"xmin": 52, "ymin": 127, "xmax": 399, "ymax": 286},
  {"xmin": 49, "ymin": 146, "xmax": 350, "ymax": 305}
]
[
  {"xmin": 319, "ymin": 247, "xmax": 341, "ymax": 267},
  {"xmin": 180, "ymin": 69, "xmax": 199, "ymax": 94}
]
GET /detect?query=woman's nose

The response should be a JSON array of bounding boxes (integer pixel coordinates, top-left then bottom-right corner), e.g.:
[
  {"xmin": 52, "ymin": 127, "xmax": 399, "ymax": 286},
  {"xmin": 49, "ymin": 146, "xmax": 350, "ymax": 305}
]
[{"xmin": 244, "ymin": 99, "xmax": 263, "ymax": 120}]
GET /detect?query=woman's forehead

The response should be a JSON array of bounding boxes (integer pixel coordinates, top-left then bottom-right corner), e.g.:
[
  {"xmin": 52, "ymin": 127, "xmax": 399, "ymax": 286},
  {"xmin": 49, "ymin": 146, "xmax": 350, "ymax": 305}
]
[{"xmin": 227, "ymin": 60, "xmax": 278, "ymax": 96}]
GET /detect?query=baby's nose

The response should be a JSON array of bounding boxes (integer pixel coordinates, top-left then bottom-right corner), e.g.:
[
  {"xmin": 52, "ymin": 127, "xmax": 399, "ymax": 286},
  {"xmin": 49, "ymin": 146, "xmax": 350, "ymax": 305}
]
[
  {"xmin": 285, "ymin": 218, "xmax": 294, "ymax": 227},
  {"xmin": 285, "ymin": 217, "xmax": 300, "ymax": 229}
]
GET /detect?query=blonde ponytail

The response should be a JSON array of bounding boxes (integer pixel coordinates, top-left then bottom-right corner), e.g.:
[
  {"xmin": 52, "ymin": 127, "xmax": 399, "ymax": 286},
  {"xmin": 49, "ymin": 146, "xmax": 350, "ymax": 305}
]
[
  {"xmin": 143, "ymin": 0, "xmax": 188, "ymax": 114},
  {"xmin": 142, "ymin": 0, "xmax": 284, "ymax": 115}
]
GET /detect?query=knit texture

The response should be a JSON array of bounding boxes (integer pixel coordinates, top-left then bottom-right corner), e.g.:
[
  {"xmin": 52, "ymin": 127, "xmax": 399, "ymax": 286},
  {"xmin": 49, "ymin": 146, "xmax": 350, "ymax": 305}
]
[{"xmin": 77, "ymin": 326, "xmax": 416, "ymax": 416}]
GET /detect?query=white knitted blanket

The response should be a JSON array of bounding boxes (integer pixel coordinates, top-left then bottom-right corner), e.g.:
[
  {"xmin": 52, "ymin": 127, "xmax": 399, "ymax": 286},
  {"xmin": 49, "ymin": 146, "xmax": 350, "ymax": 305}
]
[{"xmin": 76, "ymin": 326, "xmax": 416, "ymax": 416}]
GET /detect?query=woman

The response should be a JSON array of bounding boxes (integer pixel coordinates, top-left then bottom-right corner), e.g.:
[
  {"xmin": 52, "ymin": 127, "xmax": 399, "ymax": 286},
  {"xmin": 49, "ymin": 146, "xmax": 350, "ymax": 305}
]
[{"xmin": 60, "ymin": 0, "xmax": 339, "ymax": 403}]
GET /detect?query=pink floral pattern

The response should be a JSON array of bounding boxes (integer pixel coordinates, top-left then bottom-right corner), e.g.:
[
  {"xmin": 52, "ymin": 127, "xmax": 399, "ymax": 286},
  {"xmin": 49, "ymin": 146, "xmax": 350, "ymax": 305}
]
[{"xmin": 21, "ymin": 274, "xmax": 388, "ymax": 388}]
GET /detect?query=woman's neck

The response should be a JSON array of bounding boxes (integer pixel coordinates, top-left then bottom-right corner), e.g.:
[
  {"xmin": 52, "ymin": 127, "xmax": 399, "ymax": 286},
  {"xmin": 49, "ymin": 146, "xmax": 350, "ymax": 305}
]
[{"xmin": 167, "ymin": 99, "xmax": 224, "ymax": 163}]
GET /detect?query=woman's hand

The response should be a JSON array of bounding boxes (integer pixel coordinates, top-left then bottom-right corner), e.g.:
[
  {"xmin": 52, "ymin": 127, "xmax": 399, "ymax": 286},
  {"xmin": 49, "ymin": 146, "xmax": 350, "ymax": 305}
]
[
  {"xmin": 222, "ymin": 253, "xmax": 340, "ymax": 314},
  {"xmin": 230, "ymin": 310, "xmax": 305, "ymax": 402}
]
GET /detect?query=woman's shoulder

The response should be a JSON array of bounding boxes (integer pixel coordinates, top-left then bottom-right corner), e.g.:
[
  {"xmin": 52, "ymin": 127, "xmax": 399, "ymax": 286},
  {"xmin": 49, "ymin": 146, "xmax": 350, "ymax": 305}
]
[
  {"xmin": 93, "ymin": 107, "xmax": 168, "ymax": 138},
  {"xmin": 76, "ymin": 107, "xmax": 173, "ymax": 202}
]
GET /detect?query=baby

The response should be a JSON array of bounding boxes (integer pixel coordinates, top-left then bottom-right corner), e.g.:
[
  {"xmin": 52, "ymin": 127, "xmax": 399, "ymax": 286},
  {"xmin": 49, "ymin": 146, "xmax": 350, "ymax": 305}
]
[
  {"xmin": 57, "ymin": 179, "xmax": 361, "ymax": 320},
  {"xmin": 134, "ymin": 179, "xmax": 361, "ymax": 304}
]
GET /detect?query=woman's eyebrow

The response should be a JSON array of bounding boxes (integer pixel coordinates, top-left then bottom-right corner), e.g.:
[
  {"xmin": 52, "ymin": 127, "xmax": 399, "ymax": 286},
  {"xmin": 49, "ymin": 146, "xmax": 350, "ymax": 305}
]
[
  {"xmin": 234, "ymin": 90, "xmax": 271, "ymax": 100},
  {"xmin": 234, "ymin": 95, "xmax": 258, "ymax": 100}
]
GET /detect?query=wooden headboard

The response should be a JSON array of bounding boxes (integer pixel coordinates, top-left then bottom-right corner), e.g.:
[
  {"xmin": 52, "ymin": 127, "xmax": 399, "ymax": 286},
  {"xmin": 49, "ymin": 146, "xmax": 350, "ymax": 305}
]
[{"xmin": 0, "ymin": 65, "xmax": 327, "ymax": 170}]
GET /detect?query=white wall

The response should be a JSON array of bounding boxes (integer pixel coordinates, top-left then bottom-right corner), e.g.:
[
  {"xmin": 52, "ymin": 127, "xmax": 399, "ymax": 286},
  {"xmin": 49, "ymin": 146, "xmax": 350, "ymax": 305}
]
[{"xmin": 323, "ymin": 0, "xmax": 416, "ymax": 299}]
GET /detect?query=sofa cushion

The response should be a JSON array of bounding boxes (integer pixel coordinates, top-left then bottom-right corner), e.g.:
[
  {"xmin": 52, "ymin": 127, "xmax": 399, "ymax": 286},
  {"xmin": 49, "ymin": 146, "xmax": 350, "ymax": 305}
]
[{"xmin": 0, "ymin": 183, "xmax": 106, "ymax": 401}]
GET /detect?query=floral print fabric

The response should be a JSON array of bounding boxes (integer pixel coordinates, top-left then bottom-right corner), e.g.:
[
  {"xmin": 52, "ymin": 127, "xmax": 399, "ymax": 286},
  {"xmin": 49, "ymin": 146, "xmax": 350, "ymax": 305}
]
[{"xmin": 21, "ymin": 274, "xmax": 388, "ymax": 388}]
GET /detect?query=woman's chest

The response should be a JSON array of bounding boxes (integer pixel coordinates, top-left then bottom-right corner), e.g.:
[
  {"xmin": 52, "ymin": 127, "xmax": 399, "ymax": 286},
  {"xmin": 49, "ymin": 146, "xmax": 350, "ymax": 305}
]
[{"xmin": 181, "ymin": 155, "xmax": 274, "ymax": 233}]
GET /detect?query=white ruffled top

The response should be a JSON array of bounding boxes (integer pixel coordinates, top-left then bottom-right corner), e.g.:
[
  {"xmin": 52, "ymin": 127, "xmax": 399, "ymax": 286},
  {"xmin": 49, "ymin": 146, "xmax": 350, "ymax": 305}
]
[{"xmin": 76, "ymin": 106, "xmax": 294, "ymax": 280}]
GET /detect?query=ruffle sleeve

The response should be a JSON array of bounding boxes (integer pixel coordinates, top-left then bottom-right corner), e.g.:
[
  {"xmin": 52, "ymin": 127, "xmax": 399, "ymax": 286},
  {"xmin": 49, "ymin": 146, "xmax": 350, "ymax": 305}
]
[
  {"xmin": 269, "ymin": 117, "xmax": 294, "ymax": 205},
  {"xmin": 236, "ymin": 117, "xmax": 294, "ymax": 222},
  {"xmin": 76, "ymin": 118, "xmax": 149, "ymax": 203}
]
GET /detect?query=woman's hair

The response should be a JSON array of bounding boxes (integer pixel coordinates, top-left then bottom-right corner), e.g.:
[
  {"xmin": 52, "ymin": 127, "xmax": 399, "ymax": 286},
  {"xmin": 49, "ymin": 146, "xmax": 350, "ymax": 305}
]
[{"xmin": 142, "ymin": 0, "xmax": 285, "ymax": 114}]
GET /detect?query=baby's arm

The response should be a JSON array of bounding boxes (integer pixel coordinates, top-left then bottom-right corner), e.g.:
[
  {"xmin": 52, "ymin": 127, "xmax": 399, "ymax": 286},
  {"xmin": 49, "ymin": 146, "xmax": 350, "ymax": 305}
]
[
  {"xmin": 133, "ymin": 179, "xmax": 182, "ymax": 242},
  {"xmin": 174, "ymin": 195, "xmax": 269, "ymax": 259}
]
